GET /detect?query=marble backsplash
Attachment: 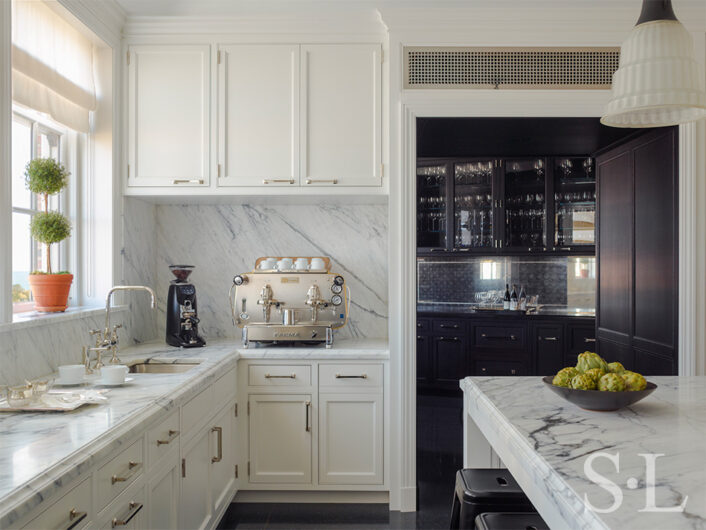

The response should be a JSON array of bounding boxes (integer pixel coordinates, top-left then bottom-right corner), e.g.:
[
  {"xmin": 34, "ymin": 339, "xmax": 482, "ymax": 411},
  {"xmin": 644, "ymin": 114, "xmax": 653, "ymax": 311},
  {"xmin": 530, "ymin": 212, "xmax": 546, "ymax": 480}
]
[
  {"xmin": 123, "ymin": 199, "xmax": 389, "ymax": 342},
  {"xmin": 0, "ymin": 308, "xmax": 128, "ymax": 387}
]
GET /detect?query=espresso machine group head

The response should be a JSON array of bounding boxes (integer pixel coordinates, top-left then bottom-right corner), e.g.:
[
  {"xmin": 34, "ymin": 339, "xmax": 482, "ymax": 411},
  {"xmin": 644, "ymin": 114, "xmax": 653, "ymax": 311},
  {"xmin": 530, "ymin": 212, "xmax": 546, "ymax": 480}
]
[{"xmin": 166, "ymin": 265, "xmax": 206, "ymax": 348}]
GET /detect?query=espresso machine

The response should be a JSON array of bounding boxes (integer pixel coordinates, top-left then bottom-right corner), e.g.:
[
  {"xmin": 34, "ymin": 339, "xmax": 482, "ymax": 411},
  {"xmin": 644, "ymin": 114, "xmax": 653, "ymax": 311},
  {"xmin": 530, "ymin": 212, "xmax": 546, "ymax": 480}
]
[
  {"xmin": 230, "ymin": 257, "xmax": 348, "ymax": 348},
  {"xmin": 166, "ymin": 265, "xmax": 206, "ymax": 348}
]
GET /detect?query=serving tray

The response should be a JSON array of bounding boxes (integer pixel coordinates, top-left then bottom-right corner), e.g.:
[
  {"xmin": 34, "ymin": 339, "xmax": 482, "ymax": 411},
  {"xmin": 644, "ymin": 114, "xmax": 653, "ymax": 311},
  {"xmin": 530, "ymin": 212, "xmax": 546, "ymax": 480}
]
[{"xmin": 0, "ymin": 389, "xmax": 108, "ymax": 412}]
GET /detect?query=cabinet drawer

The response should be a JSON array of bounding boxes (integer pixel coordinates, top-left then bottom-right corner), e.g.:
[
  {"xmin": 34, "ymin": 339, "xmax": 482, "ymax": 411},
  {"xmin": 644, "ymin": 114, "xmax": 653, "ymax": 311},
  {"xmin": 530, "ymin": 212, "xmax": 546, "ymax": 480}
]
[
  {"xmin": 319, "ymin": 363, "xmax": 383, "ymax": 390},
  {"xmin": 182, "ymin": 386, "xmax": 214, "ymax": 435},
  {"xmin": 214, "ymin": 366, "xmax": 237, "ymax": 406},
  {"xmin": 23, "ymin": 477, "xmax": 92, "ymax": 530},
  {"xmin": 248, "ymin": 364, "xmax": 311, "ymax": 387},
  {"xmin": 569, "ymin": 326, "xmax": 596, "ymax": 353},
  {"xmin": 474, "ymin": 360, "xmax": 525, "ymax": 376},
  {"xmin": 97, "ymin": 482, "xmax": 146, "ymax": 530},
  {"xmin": 432, "ymin": 319, "xmax": 465, "ymax": 333},
  {"xmin": 474, "ymin": 325, "xmax": 526, "ymax": 350},
  {"xmin": 147, "ymin": 409, "xmax": 180, "ymax": 469},
  {"xmin": 97, "ymin": 437, "xmax": 144, "ymax": 510}
]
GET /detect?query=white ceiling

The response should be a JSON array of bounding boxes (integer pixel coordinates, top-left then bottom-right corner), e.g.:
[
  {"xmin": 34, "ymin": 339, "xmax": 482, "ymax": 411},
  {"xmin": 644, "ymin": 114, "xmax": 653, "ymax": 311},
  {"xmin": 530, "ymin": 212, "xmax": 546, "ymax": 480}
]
[{"xmin": 113, "ymin": 0, "xmax": 660, "ymax": 18}]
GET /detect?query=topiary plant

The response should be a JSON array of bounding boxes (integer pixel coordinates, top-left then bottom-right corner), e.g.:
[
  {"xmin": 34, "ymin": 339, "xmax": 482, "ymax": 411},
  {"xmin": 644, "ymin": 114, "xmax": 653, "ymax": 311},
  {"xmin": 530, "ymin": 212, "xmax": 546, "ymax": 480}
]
[{"xmin": 24, "ymin": 158, "xmax": 71, "ymax": 274}]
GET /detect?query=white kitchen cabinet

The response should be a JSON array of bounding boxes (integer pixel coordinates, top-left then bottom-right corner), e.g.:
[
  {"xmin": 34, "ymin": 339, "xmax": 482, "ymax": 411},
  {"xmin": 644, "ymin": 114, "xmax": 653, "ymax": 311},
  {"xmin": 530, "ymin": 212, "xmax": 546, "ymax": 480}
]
[
  {"xmin": 218, "ymin": 45, "xmax": 299, "ymax": 187},
  {"xmin": 318, "ymin": 393, "xmax": 383, "ymax": 485},
  {"xmin": 127, "ymin": 44, "xmax": 211, "ymax": 187},
  {"xmin": 96, "ymin": 482, "xmax": 146, "ymax": 530},
  {"xmin": 211, "ymin": 403, "xmax": 237, "ymax": 515},
  {"xmin": 180, "ymin": 429, "xmax": 213, "ymax": 530},
  {"xmin": 300, "ymin": 44, "xmax": 382, "ymax": 187},
  {"xmin": 21, "ymin": 477, "xmax": 92, "ymax": 530},
  {"xmin": 248, "ymin": 394, "xmax": 312, "ymax": 484},
  {"xmin": 147, "ymin": 454, "xmax": 180, "ymax": 530}
]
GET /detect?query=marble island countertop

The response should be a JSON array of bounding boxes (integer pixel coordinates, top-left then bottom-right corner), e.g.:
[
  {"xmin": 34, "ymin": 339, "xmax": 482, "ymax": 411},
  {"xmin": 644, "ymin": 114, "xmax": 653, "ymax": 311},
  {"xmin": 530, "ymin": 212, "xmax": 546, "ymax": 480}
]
[
  {"xmin": 0, "ymin": 338, "xmax": 388, "ymax": 527},
  {"xmin": 461, "ymin": 376, "xmax": 706, "ymax": 530}
]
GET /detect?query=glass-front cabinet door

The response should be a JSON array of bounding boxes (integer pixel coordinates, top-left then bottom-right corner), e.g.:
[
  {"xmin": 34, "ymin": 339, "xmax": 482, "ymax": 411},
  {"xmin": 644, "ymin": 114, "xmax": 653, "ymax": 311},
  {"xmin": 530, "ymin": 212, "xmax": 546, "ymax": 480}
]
[
  {"xmin": 452, "ymin": 159, "xmax": 496, "ymax": 251},
  {"xmin": 501, "ymin": 158, "xmax": 547, "ymax": 251},
  {"xmin": 553, "ymin": 157, "xmax": 596, "ymax": 250},
  {"xmin": 417, "ymin": 162, "xmax": 449, "ymax": 250}
]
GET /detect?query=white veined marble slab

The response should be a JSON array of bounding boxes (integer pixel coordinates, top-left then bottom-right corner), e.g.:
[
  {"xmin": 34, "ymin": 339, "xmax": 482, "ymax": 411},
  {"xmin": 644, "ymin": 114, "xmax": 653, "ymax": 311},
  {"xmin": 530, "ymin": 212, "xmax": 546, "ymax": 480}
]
[{"xmin": 461, "ymin": 376, "xmax": 706, "ymax": 530}]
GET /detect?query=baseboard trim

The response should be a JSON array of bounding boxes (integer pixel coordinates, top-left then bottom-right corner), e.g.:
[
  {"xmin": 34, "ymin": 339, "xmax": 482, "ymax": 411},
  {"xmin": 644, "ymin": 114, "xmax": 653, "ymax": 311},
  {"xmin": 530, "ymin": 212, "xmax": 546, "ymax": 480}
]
[
  {"xmin": 399, "ymin": 486, "xmax": 417, "ymax": 512},
  {"xmin": 233, "ymin": 490, "xmax": 390, "ymax": 504}
]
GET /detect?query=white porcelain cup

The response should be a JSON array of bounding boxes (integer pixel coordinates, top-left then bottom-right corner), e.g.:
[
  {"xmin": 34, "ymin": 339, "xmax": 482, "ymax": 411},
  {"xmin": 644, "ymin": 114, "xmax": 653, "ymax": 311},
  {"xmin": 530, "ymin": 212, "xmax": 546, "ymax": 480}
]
[
  {"xmin": 58, "ymin": 364, "xmax": 85, "ymax": 384},
  {"xmin": 310, "ymin": 258, "xmax": 326, "ymax": 270},
  {"xmin": 277, "ymin": 258, "xmax": 294, "ymax": 270},
  {"xmin": 102, "ymin": 365, "xmax": 128, "ymax": 385},
  {"xmin": 295, "ymin": 258, "xmax": 309, "ymax": 270},
  {"xmin": 260, "ymin": 258, "xmax": 277, "ymax": 270}
]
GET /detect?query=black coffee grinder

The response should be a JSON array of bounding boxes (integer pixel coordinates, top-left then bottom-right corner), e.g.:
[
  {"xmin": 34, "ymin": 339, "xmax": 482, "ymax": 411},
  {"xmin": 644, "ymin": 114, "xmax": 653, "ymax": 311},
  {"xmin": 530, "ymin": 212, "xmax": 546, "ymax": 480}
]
[{"xmin": 166, "ymin": 265, "xmax": 206, "ymax": 348}]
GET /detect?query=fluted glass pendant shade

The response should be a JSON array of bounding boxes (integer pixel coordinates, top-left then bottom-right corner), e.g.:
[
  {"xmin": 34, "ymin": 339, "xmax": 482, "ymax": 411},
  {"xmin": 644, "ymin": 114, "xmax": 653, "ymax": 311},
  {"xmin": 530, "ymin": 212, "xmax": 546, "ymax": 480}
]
[{"xmin": 601, "ymin": 0, "xmax": 706, "ymax": 128}]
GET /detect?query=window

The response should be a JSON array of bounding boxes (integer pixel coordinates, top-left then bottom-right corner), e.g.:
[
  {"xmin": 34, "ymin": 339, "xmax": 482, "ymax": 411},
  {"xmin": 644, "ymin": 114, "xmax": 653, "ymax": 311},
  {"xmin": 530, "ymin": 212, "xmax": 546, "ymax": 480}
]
[{"xmin": 11, "ymin": 110, "xmax": 72, "ymax": 313}]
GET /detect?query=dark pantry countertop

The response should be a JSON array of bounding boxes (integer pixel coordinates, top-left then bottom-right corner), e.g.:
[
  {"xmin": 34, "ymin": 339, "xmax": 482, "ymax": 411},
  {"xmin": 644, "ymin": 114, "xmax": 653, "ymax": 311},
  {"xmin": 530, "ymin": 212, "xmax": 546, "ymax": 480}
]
[{"xmin": 417, "ymin": 304, "xmax": 595, "ymax": 320}]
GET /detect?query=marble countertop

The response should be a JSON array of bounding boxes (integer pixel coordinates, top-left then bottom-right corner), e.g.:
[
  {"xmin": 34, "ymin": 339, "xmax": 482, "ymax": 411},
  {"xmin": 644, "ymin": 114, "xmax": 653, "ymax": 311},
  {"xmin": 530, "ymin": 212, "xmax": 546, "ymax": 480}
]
[
  {"xmin": 461, "ymin": 376, "xmax": 706, "ymax": 530},
  {"xmin": 417, "ymin": 304, "xmax": 596, "ymax": 318},
  {"xmin": 0, "ymin": 338, "xmax": 388, "ymax": 527}
]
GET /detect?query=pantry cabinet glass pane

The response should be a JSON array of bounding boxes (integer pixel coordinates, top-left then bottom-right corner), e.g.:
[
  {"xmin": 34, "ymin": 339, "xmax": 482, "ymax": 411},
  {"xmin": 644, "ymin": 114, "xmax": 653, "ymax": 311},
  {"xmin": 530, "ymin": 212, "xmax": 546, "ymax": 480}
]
[
  {"xmin": 554, "ymin": 157, "xmax": 596, "ymax": 247},
  {"xmin": 453, "ymin": 159, "xmax": 494, "ymax": 249},
  {"xmin": 417, "ymin": 163, "xmax": 448, "ymax": 249},
  {"xmin": 503, "ymin": 158, "xmax": 546, "ymax": 250}
]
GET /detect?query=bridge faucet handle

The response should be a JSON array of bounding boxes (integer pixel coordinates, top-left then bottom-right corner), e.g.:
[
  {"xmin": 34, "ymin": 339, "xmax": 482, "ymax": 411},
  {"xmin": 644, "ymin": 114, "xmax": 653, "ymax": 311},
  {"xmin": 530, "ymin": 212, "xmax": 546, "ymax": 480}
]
[
  {"xmin": 89, "ymin": 329, "xmax": 103, "ymax": 346},
  {"xmin": 110, "ymin": 324, "xmax": 123, "ymax": 344}
]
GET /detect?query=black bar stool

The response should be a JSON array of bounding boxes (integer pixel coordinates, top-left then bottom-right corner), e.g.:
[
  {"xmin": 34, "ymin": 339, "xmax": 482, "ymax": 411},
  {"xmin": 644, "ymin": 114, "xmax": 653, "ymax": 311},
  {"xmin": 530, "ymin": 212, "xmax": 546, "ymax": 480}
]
[
  {"xmin": 475, "ymin": 512, "xmax": 549, "ymax": 530},
  {"xmin": 449, "ymin": 469, "xmax": 535, "ymax": 529}
]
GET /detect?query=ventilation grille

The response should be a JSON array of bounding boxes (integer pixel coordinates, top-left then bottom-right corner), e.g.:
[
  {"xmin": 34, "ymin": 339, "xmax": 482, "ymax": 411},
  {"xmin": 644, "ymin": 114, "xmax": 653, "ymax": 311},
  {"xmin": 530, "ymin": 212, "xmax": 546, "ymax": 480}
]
[{"xmin": 404, "ymin": 47, "xmax": 620, "ymax": 89}]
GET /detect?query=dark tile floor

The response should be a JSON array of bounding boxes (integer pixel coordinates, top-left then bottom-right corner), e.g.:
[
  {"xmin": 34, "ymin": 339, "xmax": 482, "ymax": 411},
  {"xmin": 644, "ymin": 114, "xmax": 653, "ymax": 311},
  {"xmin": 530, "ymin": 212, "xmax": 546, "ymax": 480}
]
[{"xmin": 218, "ymin": 391, "xmax": 463, "ymax": 530}]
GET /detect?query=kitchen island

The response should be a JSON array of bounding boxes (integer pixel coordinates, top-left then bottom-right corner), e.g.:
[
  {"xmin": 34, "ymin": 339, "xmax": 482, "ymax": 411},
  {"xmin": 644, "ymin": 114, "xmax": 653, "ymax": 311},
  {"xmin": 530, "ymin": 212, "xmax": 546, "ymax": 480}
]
[{"xmin": 461, "ymin": 376, "xmax": 706, "ymax": 529}]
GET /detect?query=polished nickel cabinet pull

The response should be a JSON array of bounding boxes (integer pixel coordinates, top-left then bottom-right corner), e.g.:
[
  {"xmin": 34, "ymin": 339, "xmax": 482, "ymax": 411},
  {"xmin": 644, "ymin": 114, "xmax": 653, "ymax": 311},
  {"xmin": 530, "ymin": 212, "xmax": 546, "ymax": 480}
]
[
  {"xmin": 111, "ymin": 461, "xmax": 142, "ymax": 484},
  {"xmin": 172, "ymin": 179, "xmax": 204, "ymax": 184},
  {"xmin": 305, "ymin": 401, "xmax": 311, "ymax": 432},
  {"xmin": 335, "ymin": 373, "xmax": 368, "ymax": 379},
  {"xmin": 264, "ymin": 373, "xmax": 296, "ymax": 379},
  {"xmin": 585, "ymin": 337, "xmax": 596, "ymax": 343},
  {"xmin": 305, "ymin": 178, "xmax": 338, "ymax": 185},
  {"xmin": 542, "ymin": 336, "xmax": 558, "ymax": 341},
  {"xmin": 59, "ymin": 508, "xmax": 87, "ymax": 530},
  {"xmin": 439, "ymin": 324, "xmax": 459, "ymax": 329},
  {"xmin": 481, "ymin": 333, "xmax": 516, "ymax": 340},
  {"xmin": 157, "ymin": 429, "xmax": 180, "ymax": 446},
  {"xmin": 262, "ymin": 178, "xmax": 295, "ymax": 184},
  {"xmin": 212, "ymin": 426, "xmax": 223, "ymax": 463},
  {"xmin": 111, "ymin": 501, "xmax": 143, "ymax": 528}
]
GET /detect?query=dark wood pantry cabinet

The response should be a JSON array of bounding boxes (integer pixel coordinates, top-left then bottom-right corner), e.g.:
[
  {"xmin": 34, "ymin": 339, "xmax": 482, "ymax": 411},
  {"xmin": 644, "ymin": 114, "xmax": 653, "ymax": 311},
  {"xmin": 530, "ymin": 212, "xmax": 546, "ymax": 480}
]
[{"xmin": 596, "ymin": 127, "xmax": 678, "ymax": 375}]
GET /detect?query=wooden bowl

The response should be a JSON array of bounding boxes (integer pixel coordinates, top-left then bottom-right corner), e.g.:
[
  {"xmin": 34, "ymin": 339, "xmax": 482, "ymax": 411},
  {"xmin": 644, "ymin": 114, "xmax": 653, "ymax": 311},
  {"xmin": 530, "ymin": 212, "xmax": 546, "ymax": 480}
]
[{"xmin": 542, "ymin": 376, "xmax": 657, "ymax": 411}]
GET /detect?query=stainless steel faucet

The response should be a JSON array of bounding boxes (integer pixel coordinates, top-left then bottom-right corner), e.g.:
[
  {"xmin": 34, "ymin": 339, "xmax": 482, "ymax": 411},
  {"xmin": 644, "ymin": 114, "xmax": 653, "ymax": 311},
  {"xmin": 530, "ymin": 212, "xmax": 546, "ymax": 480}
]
[{"xmin": 90, "ymin": 286, "xmax": 156, "ymax": 364}]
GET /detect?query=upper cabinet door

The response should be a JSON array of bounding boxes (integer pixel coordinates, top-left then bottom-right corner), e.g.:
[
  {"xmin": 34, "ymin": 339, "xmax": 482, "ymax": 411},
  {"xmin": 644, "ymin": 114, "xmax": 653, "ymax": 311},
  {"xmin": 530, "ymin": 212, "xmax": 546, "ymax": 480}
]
[
  {"xmin": 218, "ymin": 45, "xmax": 300, "ymax": 187},
  {"xmin": 301, "ymin": 44, "xmax": 382, "ymax": 187},
  {"xmin": 127, "ymin": 45, "xmax": 210, "ymax": 187}
]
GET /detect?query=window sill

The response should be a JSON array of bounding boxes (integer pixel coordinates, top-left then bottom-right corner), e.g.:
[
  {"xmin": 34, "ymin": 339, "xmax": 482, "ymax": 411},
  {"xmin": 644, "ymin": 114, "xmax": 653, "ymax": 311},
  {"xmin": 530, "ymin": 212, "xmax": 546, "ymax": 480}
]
[{"xmin": 0, "ymin": 305, "xmax": 128, "ymax": 334}]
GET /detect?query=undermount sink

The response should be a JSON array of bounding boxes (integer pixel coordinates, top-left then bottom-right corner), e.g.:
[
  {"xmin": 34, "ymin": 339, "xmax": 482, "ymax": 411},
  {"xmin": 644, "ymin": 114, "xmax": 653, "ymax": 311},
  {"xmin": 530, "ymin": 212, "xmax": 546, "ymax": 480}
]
[{"xmin": 128, "ymin": 362, "xmax": 200, "ymax": 374}]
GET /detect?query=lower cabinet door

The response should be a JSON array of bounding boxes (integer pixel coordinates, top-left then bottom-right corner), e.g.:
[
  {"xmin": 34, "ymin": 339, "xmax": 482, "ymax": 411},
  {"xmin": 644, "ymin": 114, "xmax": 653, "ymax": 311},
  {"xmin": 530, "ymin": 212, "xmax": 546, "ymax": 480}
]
[
  {"xmin": 249, "ymin": 394, "xmax": 312, "ymax": 484},
  {"xmin": 180, "ymin": 429, "xmax": 212, "ymax": 530},
  {"xmin": 535, "ymin": 325, "xmax": 564, "ymax": 376},
  {"xmin": 147, "ymin": 455, "xmax": 179, "ymax": 530},
  {"xmin": 318, "ymin": 393, "xmax": 383, "ymax": 485},
  {"xmin": 433, "ymin": 336, "xmax": 468, "ymax": 390},
  {"xmin": 212, "ymin": 403, "xmax": 237, "ymax": 515}
]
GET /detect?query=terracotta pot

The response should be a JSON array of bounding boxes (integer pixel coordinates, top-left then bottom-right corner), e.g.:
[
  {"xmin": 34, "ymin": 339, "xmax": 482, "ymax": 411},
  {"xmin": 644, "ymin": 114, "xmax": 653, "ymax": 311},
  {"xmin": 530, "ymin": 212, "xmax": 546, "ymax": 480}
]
[{"xmin": 28, "ymin": 274, "xmax": 74, "ymax": 312}]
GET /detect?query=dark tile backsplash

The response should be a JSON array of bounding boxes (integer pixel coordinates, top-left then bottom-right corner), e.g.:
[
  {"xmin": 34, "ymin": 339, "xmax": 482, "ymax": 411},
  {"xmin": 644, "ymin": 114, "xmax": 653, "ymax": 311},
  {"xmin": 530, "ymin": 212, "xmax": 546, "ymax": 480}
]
[{"xmin": 417, "ymin": 256, "xmax": 595, "ymax": 308}]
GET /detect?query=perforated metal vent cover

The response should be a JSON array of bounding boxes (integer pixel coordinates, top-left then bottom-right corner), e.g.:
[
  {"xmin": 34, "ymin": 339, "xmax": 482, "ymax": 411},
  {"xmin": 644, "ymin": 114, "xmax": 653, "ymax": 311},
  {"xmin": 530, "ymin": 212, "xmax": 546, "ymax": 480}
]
[{"xmin": 404, "ymin": 47, "xmax": 620, "ymax": 89}]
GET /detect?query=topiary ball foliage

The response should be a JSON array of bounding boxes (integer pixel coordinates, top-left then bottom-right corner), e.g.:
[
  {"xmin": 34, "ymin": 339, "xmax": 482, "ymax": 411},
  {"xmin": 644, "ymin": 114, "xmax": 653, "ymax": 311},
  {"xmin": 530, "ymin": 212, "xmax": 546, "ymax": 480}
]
[
  {"xmin": 25, "ymin": 158, "xmax": 69, "ymax": 195},
  {"xmin": 30, "ymin": 211, "xmax": 71, "ymax": 245}
]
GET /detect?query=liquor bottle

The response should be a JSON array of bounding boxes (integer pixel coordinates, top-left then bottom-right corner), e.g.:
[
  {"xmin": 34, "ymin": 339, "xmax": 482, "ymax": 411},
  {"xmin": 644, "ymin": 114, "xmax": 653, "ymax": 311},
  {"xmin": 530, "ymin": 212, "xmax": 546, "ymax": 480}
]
[
  {"xmin": 510, "ymin": 284, "xmax": 518, "ymax": 311},
  {"xmin": 519, "ymin": 285, "xmax": 527, "ymax": 311},
  {"xmin": 503, "ymin": 284, "xmax": 511, "ymax": 310}
]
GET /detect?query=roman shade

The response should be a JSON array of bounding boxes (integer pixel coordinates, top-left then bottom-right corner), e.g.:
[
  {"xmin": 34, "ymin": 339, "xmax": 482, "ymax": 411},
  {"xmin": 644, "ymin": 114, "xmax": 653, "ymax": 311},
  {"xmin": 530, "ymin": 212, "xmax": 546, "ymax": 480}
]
[{"xmin": 11, "ymin": 0, "xmax": 96, "ymax": 132}]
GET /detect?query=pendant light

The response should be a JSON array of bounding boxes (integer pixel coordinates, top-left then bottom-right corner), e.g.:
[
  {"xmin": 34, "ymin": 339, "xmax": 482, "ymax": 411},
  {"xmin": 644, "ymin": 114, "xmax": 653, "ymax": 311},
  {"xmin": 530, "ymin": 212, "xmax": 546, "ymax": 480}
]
[{"xmin": 601, "ymin": 0, "xmax": 706, "ymax": 128}]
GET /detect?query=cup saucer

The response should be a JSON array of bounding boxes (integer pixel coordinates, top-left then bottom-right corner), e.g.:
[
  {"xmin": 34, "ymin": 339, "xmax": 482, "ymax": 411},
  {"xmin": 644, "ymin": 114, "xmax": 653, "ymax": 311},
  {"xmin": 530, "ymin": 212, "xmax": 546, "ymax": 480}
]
[
  {"xmin": 97, "ymin": 377, "xmax": 134, "ymax": 387},
  {"xmin": 54, "ymin": 378, "xmax": 89, "ymax": 386}
]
